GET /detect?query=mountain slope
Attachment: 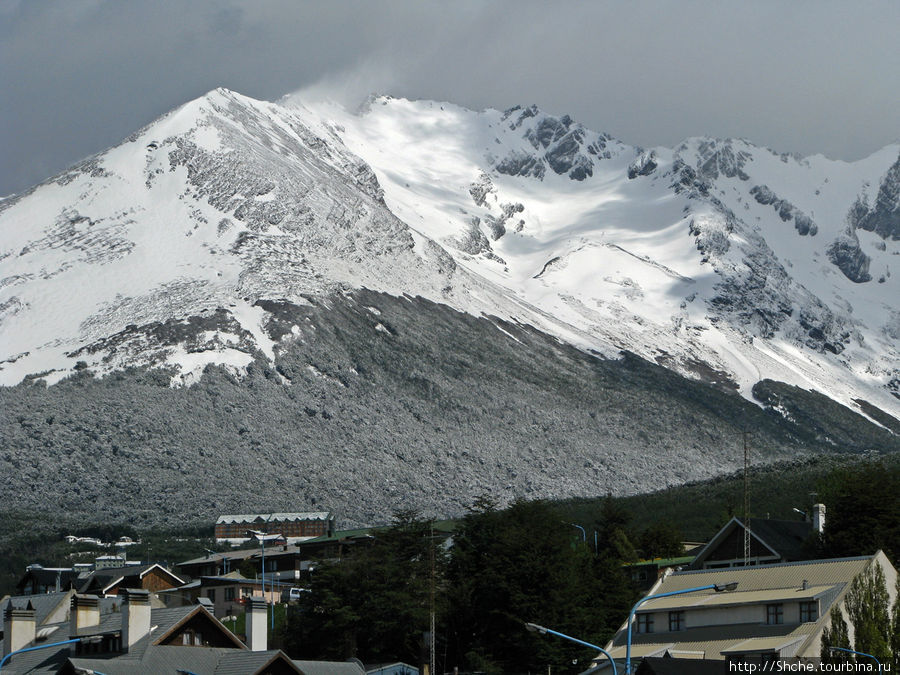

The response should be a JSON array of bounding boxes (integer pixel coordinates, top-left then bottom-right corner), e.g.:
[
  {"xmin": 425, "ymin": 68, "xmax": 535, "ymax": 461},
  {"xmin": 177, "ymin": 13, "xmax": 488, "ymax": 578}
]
[
  {"xmin": 0, "ymin": 89, "xmax": 898, "ymax": 524},
  {"xmin": 291, "ymin": 96, "xmax": 899, "ymax": 420},
  {"xmin": 2, "ymin": 290, "xmax": 895, "ymax": 526}
]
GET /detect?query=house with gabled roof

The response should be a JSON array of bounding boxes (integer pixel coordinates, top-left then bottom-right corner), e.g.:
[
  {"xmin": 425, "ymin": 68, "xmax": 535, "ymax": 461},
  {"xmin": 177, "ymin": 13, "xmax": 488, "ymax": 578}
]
[
  {"xmin": 689, "ymin": 511, "xmax": 822, "ymax": 570},
  {"xmin": 76, "ymin": 563, "xmax": 184, "ymax": 597},
  {"xmin": 596, "ymin": 551, "xmax": 897, "ymax": 670},
  {"xmin": 1, "ymin": 592, "xmax": 74, "ymax": 636},
  {"xmin": 2, "ymin": 588, "xmax": 357, "ymax": 674},
  {"xmin": 14, "ymin": 567, "xmax": 81, "ymax": 595}
]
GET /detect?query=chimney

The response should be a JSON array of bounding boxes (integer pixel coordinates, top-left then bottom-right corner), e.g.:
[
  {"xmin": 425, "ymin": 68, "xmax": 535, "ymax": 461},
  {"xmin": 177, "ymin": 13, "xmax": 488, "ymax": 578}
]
[
  {"xmin": 245, "ymin": 596, "xmax": 267, "ymax": 651},
  {"xmin": 122, "ymin": 589, "xmax": 152, "ymax": 651},
  {"xmin": 812, "ymin": 504, "xmax": 826, "ymax": 534},
  {"xmin": 3, "ymin": 601, "xmax": 36, "ymax": 658},
  {"xmin": 70, "ymin": 594, "xmax": 101, "ymax": 637}
]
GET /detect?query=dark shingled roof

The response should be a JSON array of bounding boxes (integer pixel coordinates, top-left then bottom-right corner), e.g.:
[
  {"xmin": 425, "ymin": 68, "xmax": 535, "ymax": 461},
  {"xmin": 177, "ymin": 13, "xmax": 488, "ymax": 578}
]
[
  {"xmin": 68, "ymin": 646, "xmax": 302, "ymax": 675},
  {"xmin": 77, "ymin": 563, "xmax": 183, "ymax": 594},
  {"xmin": 15, "ymin": 568, "xmax": 80, "ymax": 593},
  {"xmin": 1, "ymin": 591, "xmax": 71, "ymax": 626},
  {"xmin": 745, "ymin": 518, "xmax": 814, "ymax": 561},
  {"xmin": 636, "ymin": 657, "xmax": 729, "ymax": 674}
]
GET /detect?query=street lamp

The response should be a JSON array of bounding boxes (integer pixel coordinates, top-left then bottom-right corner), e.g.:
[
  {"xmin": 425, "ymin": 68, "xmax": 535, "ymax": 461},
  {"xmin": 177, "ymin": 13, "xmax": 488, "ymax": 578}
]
[
  {"xmin": 625, "ymin": 581, "xmax": 738, "ymax": 674},
  {"xmin": 571, "ymin": 524, "xmax": 586, "ymax": 541},
  {"xmin": 247, "ymin": 529, "xmax": 283, "ymax": 630},
  {"xmin": 828, "ymin": 646, "xmax": 881, "ymax": 669},
  {"xmin": 525, "ymin": 622, "xmax": 617, "ymax": 674}
]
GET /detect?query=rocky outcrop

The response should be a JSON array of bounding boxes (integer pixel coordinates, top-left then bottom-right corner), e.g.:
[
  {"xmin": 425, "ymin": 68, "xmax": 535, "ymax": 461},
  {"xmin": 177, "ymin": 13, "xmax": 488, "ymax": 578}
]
[
  {"xmin": 495, "ymin": 150, "xmax": 546, "ymax": 179},
  {"xmin": 628, "ymin": 151, "xmax": 658, "ymax": 179},
  {"xmin": 468, "ymin": 172, "xmax": 495, "ymax": 207},
  {"xmin": 827, "ymin": 230, "xmax": 872, "ymax": 283},
  {"xmin": 695, "ymin": 140, "xmax": 751, "ymax": 181},
  {"xmin": 750, "ymin": 185, "xmax": 818, "ymax": 236},
  {"xmin": 496, "ymin": 107, "xmax": 616, "ymax": 181},
  {"xmin": 852, "ymin": 154, "xmax": 900, "ymax": 240}
]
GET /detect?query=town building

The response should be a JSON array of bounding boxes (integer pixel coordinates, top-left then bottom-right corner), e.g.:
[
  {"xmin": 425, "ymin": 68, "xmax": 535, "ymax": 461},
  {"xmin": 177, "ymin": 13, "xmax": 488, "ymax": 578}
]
[
  {"xmin": 598, "ymin": 550, "xmax": 897, "ymax": 669},
  {"xmin": 76, "ymin": 563, "xmax": 184, "ymax": 597},
  {"xmin": 157, "ymin": 574, "xmax": 291, "ymax": 618},
  {"xmin": 690, "ymin": 509, "xmax": 823, "ymax": 569},
  {"xmin": 2, "ymin": 588, "xmax": 360, "ymax": 674},
  {"xmin": 215, "ymin": 513, "xmax": 335, "ymax": 545}
]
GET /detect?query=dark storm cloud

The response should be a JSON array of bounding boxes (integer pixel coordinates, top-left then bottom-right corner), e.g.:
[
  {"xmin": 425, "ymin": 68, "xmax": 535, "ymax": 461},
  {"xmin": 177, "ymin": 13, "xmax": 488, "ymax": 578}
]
[{"xmin": 1, "ymin": 0, "xmax": 898, "ymax": 196}]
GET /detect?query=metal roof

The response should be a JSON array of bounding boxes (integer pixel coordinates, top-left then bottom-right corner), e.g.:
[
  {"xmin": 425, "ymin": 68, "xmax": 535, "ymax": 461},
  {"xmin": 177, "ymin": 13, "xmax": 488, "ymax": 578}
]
[
  {"xmin": 216, "ymin": 512, "xmax": 332, "ymax": 525},
  {"xmin": 294, "ymin": 660, "xmax": 367, "ymax": 675},
  {"xmin": 603, "ymin": 553, "xmax": 886, "ymax": 662},
  {"xmin": 635, "ymin": 584, "xmax": 838, "ymax": 612},
  {"xmin": 651, "ymin": 554, "xmax": 872, "ymax": 593},
  {"xmin": 720, "ymin": 635, "xmax": 806, "ymax": 654}
]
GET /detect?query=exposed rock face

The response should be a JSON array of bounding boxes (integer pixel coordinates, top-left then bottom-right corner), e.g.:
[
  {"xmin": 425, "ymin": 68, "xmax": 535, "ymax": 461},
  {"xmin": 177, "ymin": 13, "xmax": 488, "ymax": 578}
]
[
  {"xmin": 750, "ymin": 185, "xmax": 818, "ymax": 236},
  {"xmin": 628, "ymin": 151, "xmax": 658, "ymax": 179},
  {"xmin": 827, "ymin": 230, "xmax": 872, "ymax": 283},
  {"xmin": 468, "ymin": 172, "xmax": 496, "ymax": 207},
  {"xmin": 853, "ymin": 154, "xmax": 900, "ymax": 240},
  {"xmin": 494, "ymin": 106, "xmax": 617, "ymax": 181},
  {"xmin": 695, "ymin": 140, "xmax": 751, "ymax": 181},
  {"xmin": 495, "ymin": 150, "xmax": 546, "ymax": 179}
]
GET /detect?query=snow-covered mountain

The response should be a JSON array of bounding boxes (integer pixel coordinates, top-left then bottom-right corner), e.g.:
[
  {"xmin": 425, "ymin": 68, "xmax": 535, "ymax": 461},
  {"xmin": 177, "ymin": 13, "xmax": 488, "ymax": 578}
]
[
  {"xmin": 1, "ymin": 88, "xmax": 898, "ymax": 524},
  {"xmin": 4, "ymin": 88, "xmax": 895, "ymax": 420},
  {"xmin": 289, "ymin": 96, "xmax": 900, "ymax": 421}
]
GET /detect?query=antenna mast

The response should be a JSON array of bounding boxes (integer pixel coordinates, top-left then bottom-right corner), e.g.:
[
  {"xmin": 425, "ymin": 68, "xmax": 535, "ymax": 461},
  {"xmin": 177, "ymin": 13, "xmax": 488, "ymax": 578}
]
[{"xmin": 743, "ymin": 431, "xmax": 751, "ymax": 565}]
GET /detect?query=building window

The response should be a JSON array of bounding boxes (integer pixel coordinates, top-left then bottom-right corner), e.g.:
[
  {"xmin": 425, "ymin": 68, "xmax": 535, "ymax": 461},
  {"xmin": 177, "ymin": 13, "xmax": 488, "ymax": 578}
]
[
  {"xmin": 225, "ymin": 587, "xmax": 235, "ymax": 602},
  {"xmin": 669, "ymin": 610, "xmax": 685, "ymax": 631},
  {"xmin": 206, "ymin": 588, "xmax": 216, "ymax": 602},
  {"xmin": 800, "ymin": 601, "xmax": 818, "ymax": 622},
  {"xmin": 636, "ymin": 614, "xmax": 654, "ymax": 633},
  {"xmin": 766, "ymin": 603, "xmax": 783, "ymax": 625}
]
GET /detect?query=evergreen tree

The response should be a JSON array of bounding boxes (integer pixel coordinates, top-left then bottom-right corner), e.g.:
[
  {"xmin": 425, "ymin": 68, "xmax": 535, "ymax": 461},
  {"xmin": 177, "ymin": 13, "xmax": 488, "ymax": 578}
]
[
  {"xmin": 281, "ymin": 510, "xmax": 442, "ymax": 665},
  {"xmin": 818, "ymin": 463, "xmax": 900, "ymax": 561},
  {"xmin": 594, "ymin": 492, "xmax": 638, "ymax": 561},
  {"xmin": 636, "ymin": 520, "xmax": 684, "ymax": 560},
  {"xmin": 846, "ymin": 564, "xmax": 892, "ymax": 662},
  {"xmin": 445, "ymin": 497, "xmax": 635, "ymax": 674},
  {"xmin": 820, "ymin": 606, "xmax": 851, "ymax": 663},
  {"xmin": 892, "ymin": 578, "xmax": 900, "ymax": 670}
]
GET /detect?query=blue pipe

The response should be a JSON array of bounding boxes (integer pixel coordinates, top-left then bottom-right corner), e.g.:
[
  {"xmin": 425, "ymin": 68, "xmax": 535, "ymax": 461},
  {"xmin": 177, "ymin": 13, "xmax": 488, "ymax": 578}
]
[{"xmin": 0, "ymin": 638, "xmax": 81, "ymax": 672}]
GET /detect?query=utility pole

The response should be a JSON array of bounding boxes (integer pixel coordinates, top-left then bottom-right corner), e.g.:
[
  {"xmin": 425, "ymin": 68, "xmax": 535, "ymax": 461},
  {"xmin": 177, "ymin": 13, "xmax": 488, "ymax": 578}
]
[
  {"xmin": 430, "ymin": 520, "xmax": 436, "ymax": 675},
  {"xmin": 743, "ymin": 431, "xmax": 751, "ymax": 565}
]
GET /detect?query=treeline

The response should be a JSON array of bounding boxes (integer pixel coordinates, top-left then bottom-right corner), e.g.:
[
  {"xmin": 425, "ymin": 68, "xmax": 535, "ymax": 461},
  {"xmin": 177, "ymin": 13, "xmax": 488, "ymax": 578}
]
[
  {"xmin": 280, "ymin": 498, "xmax": 642, "ymax": 674},
  {"xmin": 278, "ymin": 460, "xmax": 900, "ymax": 673}
]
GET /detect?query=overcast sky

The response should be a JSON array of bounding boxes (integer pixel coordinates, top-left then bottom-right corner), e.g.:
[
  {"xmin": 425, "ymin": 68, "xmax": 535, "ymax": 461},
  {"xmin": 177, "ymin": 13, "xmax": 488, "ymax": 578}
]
[{"xmin": 1, "ymin": 0, "xmax": 898, "ymax": 196}]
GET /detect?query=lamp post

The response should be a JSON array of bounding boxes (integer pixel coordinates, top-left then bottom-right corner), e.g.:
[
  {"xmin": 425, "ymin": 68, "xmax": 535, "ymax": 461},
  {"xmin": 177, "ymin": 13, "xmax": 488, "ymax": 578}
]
[
  {"xmin": 571, "ymin": 524, "xmax": 586, "ymax": 542},
  {"xmin": 525, "ymin": 622, "xmax": 617, "ymax": 675},
  {"xmin": 828, "ymin": 646, "xmax": 881, "ymax": 669},
  {"xmin": 247, "ymin": 529, "xmax": 282, "ymax": 630},
  {"xmin": 625, "ymin": 581, "xmax": 737, "ymax": 674}
]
